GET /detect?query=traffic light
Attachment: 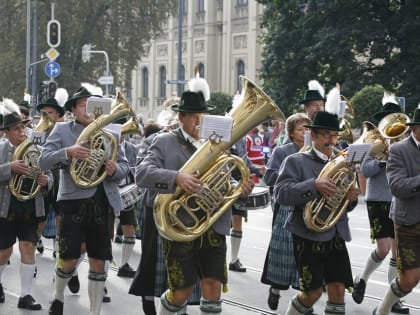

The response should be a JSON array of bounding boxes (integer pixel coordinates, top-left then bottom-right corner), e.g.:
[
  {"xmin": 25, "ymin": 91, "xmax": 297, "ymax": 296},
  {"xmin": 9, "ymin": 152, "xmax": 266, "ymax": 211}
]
[
  {"xmin": 48, "ymin": 81, "xmax": 58, "ymax": 98},
  {"xmin": 47, "ymin": 20, "xmax": 61, "ymax": 47}
]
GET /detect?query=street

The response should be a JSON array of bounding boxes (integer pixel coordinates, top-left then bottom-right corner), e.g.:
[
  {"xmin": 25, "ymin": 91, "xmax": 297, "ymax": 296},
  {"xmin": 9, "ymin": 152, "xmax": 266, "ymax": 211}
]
[{"xmin": 0, "ymin": 197, "xmax": 419, "ymax": 314}]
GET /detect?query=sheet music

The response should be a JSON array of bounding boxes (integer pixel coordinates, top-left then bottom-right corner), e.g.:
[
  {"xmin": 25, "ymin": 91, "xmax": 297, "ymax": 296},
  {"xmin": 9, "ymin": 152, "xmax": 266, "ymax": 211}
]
[
  {"xmin": 86, "ymin": 97, "xmax": 113, "ymax": 115},
  {"xmin": 199, "ymin": 115, "xmax": 233, "ymax": 143},
  {"xmin": 29, "ymin": 131, "xmax": 46, "ymax": 144},
  {"xmin": 345, "ymin": 143, "xmax": 372, "ymax": 163}
]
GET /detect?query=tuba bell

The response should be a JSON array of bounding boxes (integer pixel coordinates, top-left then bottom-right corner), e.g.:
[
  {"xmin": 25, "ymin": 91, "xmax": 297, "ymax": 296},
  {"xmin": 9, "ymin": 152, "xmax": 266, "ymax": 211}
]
[
  {"xmin": 378, "ymin": 112, "xmax": 410, "ymax": 142},
  {"xmin": 70, "ymin": 91, "xmax": 136, "ymax": 188},
  {"xmin": 154, "ymin": 76, "xmax": 285, "ymax": 242},
  {"xmin": 303, "ymin": 153, "xmax": 357, "ymax": 232},
  {"xmin": 9, "ymin": 111, "xmax": 56, "ymax": 201}
]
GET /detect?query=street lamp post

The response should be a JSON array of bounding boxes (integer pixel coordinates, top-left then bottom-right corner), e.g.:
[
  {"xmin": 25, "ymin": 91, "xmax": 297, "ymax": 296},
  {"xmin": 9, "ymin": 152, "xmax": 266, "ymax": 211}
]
[{"xmin": 82, "ymin": 44, "xmax": 111, "ymax": 96}]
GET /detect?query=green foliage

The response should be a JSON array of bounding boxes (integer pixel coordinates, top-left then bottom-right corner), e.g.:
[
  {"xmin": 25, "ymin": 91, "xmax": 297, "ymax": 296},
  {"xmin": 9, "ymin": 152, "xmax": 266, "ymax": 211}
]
[
  {"xmin": 0, "ymin": 0, "xmax": 177, "ymax": 101},
  {"xmin": 349, "ymin": 85, "xmax": 385, "ymax": 129},
  {"xmin": 256, "ymin": 0, "xmax": 420, "ymax": 117},
  {"xmin": 208, "ymin": 91, "xmax": 233, "ymax": 116}
]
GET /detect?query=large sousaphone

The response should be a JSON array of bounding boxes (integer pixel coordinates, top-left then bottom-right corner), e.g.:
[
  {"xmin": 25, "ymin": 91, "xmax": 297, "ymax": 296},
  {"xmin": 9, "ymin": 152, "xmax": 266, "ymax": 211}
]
[{"xmin": 154, "ymin": 76, "xmax": 285, "ymax": 241}]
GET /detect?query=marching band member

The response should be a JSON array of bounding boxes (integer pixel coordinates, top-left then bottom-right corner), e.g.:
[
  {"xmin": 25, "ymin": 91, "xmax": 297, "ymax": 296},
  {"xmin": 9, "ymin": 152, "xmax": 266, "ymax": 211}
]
[
  {"xmin": 0, "ymin": 99, "xmax": 53, "ymax": 310},
  {"xmin": 261, "ymin": 113, "xmax": 310, "ymax": 311},
  {"xmin": 134, "ymin": 75, "xmax": 254, "ymax": 315},
  {"xmin": 275, "ymin": 111, "xmax": 359, "ymax": 315},
  {"xmin": 39, "ymin": 86, "xmax": 129, "ymax": 315},
  {"xmin": 373, "ymin": 107, "xmax": 420, "ymax": 314},
  {"xmin": 353, "ymin": 97, "xmax": 409, "ymax": 314}
]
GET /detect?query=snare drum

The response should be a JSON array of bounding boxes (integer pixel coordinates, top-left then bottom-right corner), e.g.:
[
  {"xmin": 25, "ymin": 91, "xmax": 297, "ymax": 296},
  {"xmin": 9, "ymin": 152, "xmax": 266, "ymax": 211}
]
[
  {"xmin": 236, "ymin": 186, "xmax": 271, "ymax": 210},
  {"xmin": 119, "ymin": 184, "xmax": 144, "ymax": 209}
]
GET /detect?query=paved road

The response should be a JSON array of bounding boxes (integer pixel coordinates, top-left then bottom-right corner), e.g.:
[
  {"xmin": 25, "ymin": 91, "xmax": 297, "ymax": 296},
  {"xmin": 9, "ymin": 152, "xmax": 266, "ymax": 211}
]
[{"xmin": 0, "ymin": 197, "xmax": 419, "ymax": 314}]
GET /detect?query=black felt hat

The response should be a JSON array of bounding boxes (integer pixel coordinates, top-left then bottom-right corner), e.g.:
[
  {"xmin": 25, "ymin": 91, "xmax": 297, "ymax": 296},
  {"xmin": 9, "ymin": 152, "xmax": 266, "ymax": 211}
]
[
  {"xmin": 372, "ymin": 102, "xmax": 402, "ymax": 123},
  {"xmin": 64, "ymin": 87, "xmax": 101, "ymax": 111},
  {"xmin": 407, "ymin": 108, "xmax": 420, "ymax": 126},
  {"xmin": 19, "ymin": 100, "xmax": 32, "ymax": 109},
  {"xmin": 37, "ymin": 98, "xmax": 65, "ymax": 117},
  {"xmin": 300, "ymin": 90, "xmax": 326, "ymax": 104},
  {"xmin": 171, "ymin": 91, "xmax": 215, "ymax": 113},
  {"xmin": 304, "ymin": 111, "xmax": 343, "ymax": 131},
  {"xmin": 0, "ymin": 112, "xmax": 31, "ymax": 130}
]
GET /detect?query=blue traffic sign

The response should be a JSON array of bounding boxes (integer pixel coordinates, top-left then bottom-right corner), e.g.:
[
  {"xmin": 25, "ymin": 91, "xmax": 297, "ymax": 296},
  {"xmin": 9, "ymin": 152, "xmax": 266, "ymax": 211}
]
[{"xmin": 44, "ymin": 61, "xmax": 61, "ymax": 78}]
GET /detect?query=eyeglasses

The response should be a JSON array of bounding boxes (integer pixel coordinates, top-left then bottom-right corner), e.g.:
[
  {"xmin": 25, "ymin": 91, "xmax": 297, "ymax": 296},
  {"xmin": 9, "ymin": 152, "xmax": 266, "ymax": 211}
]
[{"xmin": 317, "ymin": 131, "xmax": 339, "ymax": 139}]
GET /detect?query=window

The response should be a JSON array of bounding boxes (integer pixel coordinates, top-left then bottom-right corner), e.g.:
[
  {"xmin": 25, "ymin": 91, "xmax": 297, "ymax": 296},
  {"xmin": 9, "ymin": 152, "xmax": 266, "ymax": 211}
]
[
  {"xmin": 159, "ymin": 66, "xmax": 166, "ymax": 97},
  {"xmin": 236, "ymin": 60, "xmax": 245, "ymax": 92},
  {"xmin": 198, "ymin": 62, "xmax": 205, "ymax": 78},
  {"xmin": 180, "ymin": 0, "xmax": 188, "ymax": 16},
  {"xmin": 142, "ymin": 67, "xmax": 149, "ymax": 98},
  {"xmin": 198, "ymin": 0, "xmax": 205, "ymax": 13},
  {"xmin": 236, "ymin": 0, "xmax": 248, "ymax": 6}
]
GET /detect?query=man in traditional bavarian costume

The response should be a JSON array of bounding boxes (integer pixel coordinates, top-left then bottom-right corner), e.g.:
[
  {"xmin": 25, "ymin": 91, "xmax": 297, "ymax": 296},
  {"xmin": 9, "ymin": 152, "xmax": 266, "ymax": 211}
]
[
  {"xmin": 373, "ymin": 107, "xmax": 420, "ymax": 314},
  {"xmin": 135, "ymin": 75, "xmax": 254, "ymax": 315},
  {"xmin": 39, "ymin": 86, "xmax": 129, "ymax": 315},
  {"xmin": 353, "ymin": 94, "xmax": 409, "ymax": 314},
  {"xmin": 274, "ymin": 111, "xmax": 359, "ymax": 315},
  {"xmin": 0, "ymin": 99, "xmax": 53, "ymax": 310}
]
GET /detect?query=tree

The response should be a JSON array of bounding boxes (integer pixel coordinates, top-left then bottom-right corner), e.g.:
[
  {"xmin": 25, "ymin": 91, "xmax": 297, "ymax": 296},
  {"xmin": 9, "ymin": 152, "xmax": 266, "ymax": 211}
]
[
  {"xmin": 208, "ymin": 91, "xmax": 233, "ymax": 116},
  {"xmin": 256, "ymin": 0, "xmax": 420, "ymax": 118},
  {"xmin": 0, "ymin": 0, "xmax": 176, "ymax": 102},
  {"xmin": 349, "ymin": 85, "xmax": 385, "ymax": 130}
]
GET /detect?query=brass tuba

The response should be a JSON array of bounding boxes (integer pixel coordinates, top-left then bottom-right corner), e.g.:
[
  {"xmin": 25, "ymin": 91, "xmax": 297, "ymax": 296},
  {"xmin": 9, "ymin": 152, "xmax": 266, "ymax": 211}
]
[
  {"xmin": 70, "ymin": 91, "xmax": 136, "ymax": 188},
  {"xmin": 303, "ymin": 153, "xmax": 357, "ymax": 232},
  {"xmin": 9, "ymin": 111, "xmax": 56, "ymax": 201},
  {"xmin": 378, "ymin": 112, "xmax": 410, "ymax": 142},
  {"xmin": 154, "ymin": 76, "xmax": 285, "ymax": 241}
]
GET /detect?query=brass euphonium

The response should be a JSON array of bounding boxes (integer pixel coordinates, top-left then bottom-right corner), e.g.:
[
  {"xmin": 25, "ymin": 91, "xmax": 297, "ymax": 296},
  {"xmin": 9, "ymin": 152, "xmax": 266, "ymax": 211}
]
[
  {"xmin": 303, "ymin": 153, "xmax": 357, "ymax": 232},
  {"xmin": 154, "ymin": 76, "xmax": 286, "ymax": 242},
  {"xmin": 9, "ymin": 111, "xmax": 56, "ymax": 201},
  {"xmin": 70, "ymin": 91, "xmax": 136, "ymax": 188},
  {"xmin": 121, "ymin": 116, "xmax": 142, "ymax": 139},
  {"xmin": 378, "ymin": 112, "xmax": 410, "ymax": 142},
  {"xmin": 356, "ymin": 120, "xmax": 388, "ymax": 161}
]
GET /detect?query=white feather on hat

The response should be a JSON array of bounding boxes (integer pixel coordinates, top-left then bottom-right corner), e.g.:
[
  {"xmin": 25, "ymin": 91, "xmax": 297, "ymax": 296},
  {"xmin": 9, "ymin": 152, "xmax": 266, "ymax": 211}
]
[
  {"xmin": 2, "ymin": 98, "xmax": 21, "ymax": 115},
  {"xmin": 81, "ymin": 82, "xmax": 103, "ymax": 97},
  {"xmin": 24, "ymin": 93, "xmax": 31, "ymax": 103},
  {"xmin": 382, "ymin": 92, "xmax": 398, "ymax": 106},
  {"xmin": 308, "ymin": 80, "xmax": 325, "ymax": 98},
  {"xmin": 54, "ymin": 88, "xmax": 69, "ymax": 107},
  {"xmin": 325, "ymin": 85, "xmax": 341, "ymax": 115},
  {"xmin": 187, "ymin": 67, "xmax": 210, "ymax": 101}
]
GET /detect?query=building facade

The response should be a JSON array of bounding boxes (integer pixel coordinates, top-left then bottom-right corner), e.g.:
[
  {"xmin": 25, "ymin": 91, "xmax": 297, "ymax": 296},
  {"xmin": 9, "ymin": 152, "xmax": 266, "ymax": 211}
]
[{"xmin": 130, "ymin": 0, "xmax": 265, "ymax": 120}]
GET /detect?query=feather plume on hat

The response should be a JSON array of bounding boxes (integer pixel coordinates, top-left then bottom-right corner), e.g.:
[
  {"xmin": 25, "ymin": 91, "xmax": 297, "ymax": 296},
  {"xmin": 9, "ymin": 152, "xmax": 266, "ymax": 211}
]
[
  {"xmin": 308, "ymin": 80, "xmax": 325, "ymax": 98},
  {"xmin": 382, "ymin": 92, "xmax": 398, "ymax": 106},
  {"xmin": 54, "ymin": 88, "xmax": 69, "ymax": 107},
  {"xmin": 23, "ymin": 93, "xmax": 31, "ymax": 103},
  {"xmin": 187, "ymin": 66, "xmax": 210, "ymax": 101},
  {"xmin": 325, "ymin": 84, "xmax": 341, "ymax": 115},
  {"xmin": 81, "ymin": 82, "xmax": 103, "ymax": 97},
  {"xmin": 2, "ymin": 98, "xmax": 21, "ymax": 115}
]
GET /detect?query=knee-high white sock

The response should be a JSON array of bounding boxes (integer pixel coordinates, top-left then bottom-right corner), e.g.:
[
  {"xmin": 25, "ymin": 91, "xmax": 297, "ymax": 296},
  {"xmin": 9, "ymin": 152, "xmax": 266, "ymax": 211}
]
[
  {"xmin": 73, "ymin": 253, "xmax": 86, "ymax": 276},
  {"xmin": 0, "ymin": 264, "xmax": 6, "ymax": 283},
  {"xmin": 324, "ymin": 301, "xmax": 345, "ymax": 314},
  {"xmin": 157, "ymin": 290, "xmax": 183, "ymax": 315},
  {"xmin": 20, "ymin": 263, "xmax": 36, "ymax": 297},
  {"xmin": 285, "ymin": 295, "xmax": 313, "ymax": 315},
  {"xmin": 360, "ymin": 249, "xmax": 384, "ymax": 281},
  {"xmin": 230, "ymin": 230, "xmax": 242, "ymax": 263},
  {"xmin": 55, "ymin": 268, "xmax": 74, "ymax": 302},
  {"xmin": 121, "ymin": 236, "xmax": 135, "ymax": 265},
  {"xmin": 200, "ymin": 298, "xmax": 222, "ymax": 314},
  {"xmin": 388, "ymin": 258, "xmax": 398, "ymax": 283},
  {"xmin": 376, "ymin": 278, "xmax": 409, "ymax": 315},
  {"xmin": 104, "ymin": 260, "xmax": 110, "ymax": 274},
  {"xmin": 88, "ymin": 271, "xmax": 107, "ymax": 315}
]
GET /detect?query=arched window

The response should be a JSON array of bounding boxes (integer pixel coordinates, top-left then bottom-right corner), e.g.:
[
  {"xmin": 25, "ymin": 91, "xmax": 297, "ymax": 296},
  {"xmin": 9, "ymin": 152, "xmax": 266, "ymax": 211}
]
[
  {"xmin": 159, "ymin": 66, "xmax": 166, "ymax": 98},
  {"xmin": 198, "ymin": 62, "xmax": 205, "ymax": 77},
  {"xmin": 198, "ymin": 0, "xmax": 205, "ymax": 13},
  {"xmin": 142, "ymin": 67, "xmax": 149, "ymax": 98},
  {"xmin": 236, "ymin": 60, "xmax": 245, "ymax": 92}
]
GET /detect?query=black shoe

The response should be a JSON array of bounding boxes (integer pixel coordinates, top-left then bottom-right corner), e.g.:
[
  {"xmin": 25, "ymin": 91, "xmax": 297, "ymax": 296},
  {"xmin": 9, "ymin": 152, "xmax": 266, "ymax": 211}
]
[
  {"xmin": 53, "ymin": 251, "xmax": 56, "ymax": 259},
  {"xmin": 102, "ymin": 286, "xmax": 111, "ymax": 303},
  {"xmin": 36, "ymin": 239, "xmax": 44, "ymax": 254},
  {"xmin": 33, "ymin": 266, "xmax": 37, "ymax": 278},
  {"xmin": 67, "ymin": 274, "xmax": 80, "ymax": 294},
  {"xmin": 352, "ymin": 276, "xmax": 366, "ymax": 304},
  {"xmin": 48, "ymin": 299, "xmax": 63, "ymax": 315},
  {"xmin": 391, "ymin": 301, "xmax": 410, "ymax": 314},
  {"xmin": 18, "ymin": 294, "xmax": 42, "ymax": 310},
  {"xmin": 0, "ymin": 283, "xmax": 4, "ymax": 303},
  {"xmin": 267, "ymin": 287, "xmax": 280, "ymax": 310},
  {"xmin": 117, "ymin": 263, "xmax": 136, "ymax": 278},
  {"xmin": 229, "ymin": 259, "xmax": 246, "ymax": 272},
  {"xmin": 114, "ymin": 235, "xmax": 123, "ymax": 244}
]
